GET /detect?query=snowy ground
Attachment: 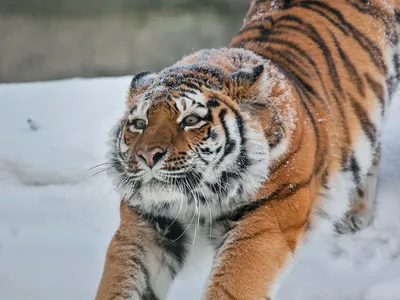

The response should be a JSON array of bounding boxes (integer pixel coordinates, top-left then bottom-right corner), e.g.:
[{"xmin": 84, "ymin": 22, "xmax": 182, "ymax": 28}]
[{"xmin": 0, "ymin": 77, "xmax": 399, "ymax": 300}]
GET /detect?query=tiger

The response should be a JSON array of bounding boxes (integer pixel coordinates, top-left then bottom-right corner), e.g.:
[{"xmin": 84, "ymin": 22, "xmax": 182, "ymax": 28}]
[{"xmin": 95, "ymin": 1, "xmax": 400, "ymax": 299}]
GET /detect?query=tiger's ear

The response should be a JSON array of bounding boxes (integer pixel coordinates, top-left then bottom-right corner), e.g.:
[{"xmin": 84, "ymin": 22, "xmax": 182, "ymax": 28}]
[
  {"xmin": 224, "ymin": 64, "xmax": 264, "ymax": 99},
  {"xmin": 129, "ymin": 71, "xmax": 158, "ymax": 98}
]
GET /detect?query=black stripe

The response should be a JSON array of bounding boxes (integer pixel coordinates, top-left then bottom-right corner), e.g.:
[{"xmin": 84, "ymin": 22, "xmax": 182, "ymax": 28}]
[
  {"xmin": 329, "ymin": 29, "xmax": 365, "ymax": 97},
  {"xmin": 283, "ymin": 0, "xmax": 294, "ymax": 9},
  {"xmin": 347, "ymin": 93, "xmax": 377, "ymax": 145},
  {"xmin": 207, "ymin": 99, "xmax": 220, "ymax": 108},
  {"xmin": 293, "ymin": 83, "xmax": 320, "ymax": 155},
  {"xmin": 357, "ymin": 187, "xmax": 365, "ymax": 199},
  {"xmin": 178, "ymin": 88, "xmax": 198, "ymax": 95},
  {"xmin": 364, "ymin": 73, "xmax": 385, "ymax": 114},
  {"xmin": 347, "ymin": 0, "xmax": 370, "ymax": 14},
  {"xmin": 321, "ymin": 169, "xmax": 330, "ymax": 189},
  {"xmin": 332, "ymin": 91, "xmax": 351, "ymax": 147},
  {"xmin": 348, "ymin": 154, "xmax": 361, "ymax": 185},
  {"xmin": 396, "ymin": 9, "xmax": 400, "ymax": 23},
  {"xmin": 202, "ymin": 127, "xmax": 216, "ymax": 141},
  {"xmin": 130, "ymin": 105, "xmax": 138, "ymax": 114},
  {"xmin": 180, "ymin": 93, "xmax": 195, "ymax": 102},
  {"xmin": 138, "ymin": 213, "xmax": 188, "ymax": 267},
  {"xmin": 184, "ymin": 82, "xmax": 201, "ymax": 92},
  {"xmin": 129, "ymin": 255, "xmax": 150, "ymax": 284},
  {"xmin": 217, "ymin": 109, "xmax": 236, "ymax": 165},
  {"xmin": 340, "ymin": 147, "xmax": 350, "ymax": 169},
  {"xmin": 225, "ymin": 180, "xmax": 310, "ymax": 221},
  {"xmin": 199, "ymin": 147, "xmax": 213, "ymax": 155},
  {"xmin": 388, "ymin": 53, "xmax": 400, "ymax": 101},
  {"xmin": 195, "ymin": 148, "xmax": 211, "ymax": 165},
  {"xmin": 143, "ymin": 288, "xmax": 160, "ymax": 300},
  {"xmin": 110, "ymin": 291, "xmax": 128, "ymax": 299},
  {"xmin": 188, "ymin": 65, "xmax": 225, "ymax": 83},
  {"xmin": 237, "ymin": 22, "xmax": 273, "ymax": 37}
]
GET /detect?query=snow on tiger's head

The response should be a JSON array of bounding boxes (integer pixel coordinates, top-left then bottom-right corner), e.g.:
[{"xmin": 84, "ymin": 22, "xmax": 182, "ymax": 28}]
[{"xmin": 108, "ymin": 48, "xmax": 294, "ymax": 217}]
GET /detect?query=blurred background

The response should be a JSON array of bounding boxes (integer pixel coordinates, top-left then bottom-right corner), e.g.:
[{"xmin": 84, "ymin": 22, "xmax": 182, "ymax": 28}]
[{"xmin": 0, "ymin": 0, "xmax": 249, "ymax": 83}]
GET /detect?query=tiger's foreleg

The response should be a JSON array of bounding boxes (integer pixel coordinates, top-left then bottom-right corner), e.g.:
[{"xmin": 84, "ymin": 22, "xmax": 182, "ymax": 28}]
[
  {"xmin": 335, "ymin": 146, "xmax": 381, "ymax": 234},
  {"xmin": 205, "ymin": 197, "xmax": 308, "ymax": 300},
  {"xmin": 96, "ymin": 201, "xmax": 188, "ymax": 300}
]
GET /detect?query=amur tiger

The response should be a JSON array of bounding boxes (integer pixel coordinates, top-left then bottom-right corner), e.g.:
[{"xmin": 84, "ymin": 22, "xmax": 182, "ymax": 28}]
[{"xmin": 95, "ymin": 1, "xmax": 400, "ymax": 299}]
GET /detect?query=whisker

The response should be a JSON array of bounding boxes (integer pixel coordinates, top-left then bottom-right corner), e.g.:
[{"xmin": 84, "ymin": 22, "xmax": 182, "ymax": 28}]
[
  {"xmin": 68, "ymin": 166, "xmax": 112, "ymax": 202},
  {"xmin": 190, "ymin": 172, "xmax": 213, "ymax": 239},
  {"xmin": 195, "ymin": 174, "xmax": 214, "ymax": 239},
  {"xmin": 86, "ymin": 162, "xmax": 112, "ymax": 172},
  {"xmin": 166, "ymin": 175, "xmax": 184, "ymax": 230},
  {"xmin": 173, "ymin": 206, "xmax": 196, "ymax": 242},
  {"xmin": 193, "ymin": 192, "xmax": 201, "ymax": 249},
  {"xmin": 157, "ymin": 169, "xmax": 194, "ymax": 176},
  {"xmin": 89, "ymin": 168, "xmax": 111, "ymax": 178}
]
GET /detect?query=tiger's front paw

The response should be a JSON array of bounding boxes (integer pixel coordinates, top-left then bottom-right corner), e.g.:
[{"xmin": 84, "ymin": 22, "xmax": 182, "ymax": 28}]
[{"xmin": 334, "ymin": 208, "xmax": 373, "ymax": 234}]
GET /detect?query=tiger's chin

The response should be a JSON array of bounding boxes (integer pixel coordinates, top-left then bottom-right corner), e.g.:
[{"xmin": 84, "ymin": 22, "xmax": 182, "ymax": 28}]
[
  {"xmin": 114, "ymin": 171, "xmax": 194, "ymax": 207},
  {"xmin": 136, "ymin": 181, "xmax": 187, "ymax": 204}
]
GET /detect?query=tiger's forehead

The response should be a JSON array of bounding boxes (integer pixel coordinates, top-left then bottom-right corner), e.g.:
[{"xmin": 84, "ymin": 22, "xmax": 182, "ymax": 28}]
[
  {"xmin": 174, "ymin": 91, "xmax": 208, "ymax": 121},
  {"xmin": 128, "ymin": 88, "xmax": 208, "ymax": 121}
]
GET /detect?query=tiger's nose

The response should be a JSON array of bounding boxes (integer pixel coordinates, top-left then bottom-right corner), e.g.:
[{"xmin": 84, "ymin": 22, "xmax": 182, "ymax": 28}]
[{"xmin": 136, "ymin": 146, "xmax": 166, "ymax": 168}]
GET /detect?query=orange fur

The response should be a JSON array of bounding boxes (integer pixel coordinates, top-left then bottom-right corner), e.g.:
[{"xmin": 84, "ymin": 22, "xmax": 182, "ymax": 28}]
[
  {"xmin": 96, "ymin": 202, "xmax": 156, "ymax": 300},
  {"xmin": 96, "ymin": 1, "xmax": 399, "ymax": 299}
]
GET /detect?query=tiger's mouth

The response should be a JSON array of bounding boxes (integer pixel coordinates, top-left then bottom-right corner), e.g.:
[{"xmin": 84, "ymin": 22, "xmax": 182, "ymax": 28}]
[
  {"xmin": 118, "ymin": 168, "xmax": 209, "ymax": 209},
  {"xmin": 138, "ymin": 169, "xmax": 204, "ymax": 192}
]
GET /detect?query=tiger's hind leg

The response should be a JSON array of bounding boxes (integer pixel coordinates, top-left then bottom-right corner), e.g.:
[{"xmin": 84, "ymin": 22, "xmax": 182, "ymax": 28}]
[{"xmin": 335, "ymin": 147, "xmax": 381, "ymax": 234}]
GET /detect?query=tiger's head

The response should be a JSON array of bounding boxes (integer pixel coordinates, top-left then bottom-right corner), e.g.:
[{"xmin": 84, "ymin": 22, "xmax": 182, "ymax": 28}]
[{"xmin": 108, "ymin": 48, "xmax": 292, "ymax": 217}]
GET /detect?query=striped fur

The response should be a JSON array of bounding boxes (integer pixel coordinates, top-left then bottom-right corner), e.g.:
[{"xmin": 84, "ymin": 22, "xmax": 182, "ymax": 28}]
[{"xmin": 96, "ymin": 1, "xmax": 400, "ymax": 299}]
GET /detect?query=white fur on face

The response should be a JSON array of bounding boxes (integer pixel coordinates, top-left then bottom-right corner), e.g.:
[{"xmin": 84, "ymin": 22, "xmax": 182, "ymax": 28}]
[{"xmin": 108, "ymin": 89, "xmax": 270, "ymax": 221}]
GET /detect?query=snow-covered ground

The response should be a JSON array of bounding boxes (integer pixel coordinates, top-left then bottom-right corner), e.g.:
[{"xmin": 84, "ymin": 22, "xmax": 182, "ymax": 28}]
[{"xmin": 0, "ymin": 77, "xmax": 399, "ymax": 300}]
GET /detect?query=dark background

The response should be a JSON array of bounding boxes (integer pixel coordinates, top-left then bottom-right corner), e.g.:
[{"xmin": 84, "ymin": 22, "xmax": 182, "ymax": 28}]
[{"xmin": 0, "ymin": 0, "xmax": 249, "ymax": 83}]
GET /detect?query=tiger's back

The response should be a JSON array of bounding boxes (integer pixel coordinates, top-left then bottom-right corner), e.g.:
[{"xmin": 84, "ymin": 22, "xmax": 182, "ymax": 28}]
[{"xmin": 231, "ymin": 0, "xmax": 400, "ymax": 232}]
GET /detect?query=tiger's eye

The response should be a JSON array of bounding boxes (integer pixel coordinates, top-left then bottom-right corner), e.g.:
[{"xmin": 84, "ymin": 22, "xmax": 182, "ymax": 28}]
[
  {"xmin": 131, "ymin": 119, "xmax": 147, "ymax": 130},
  {"xmin": 182, "ymin": 115, "xmax": 201, "ymax": 127}
]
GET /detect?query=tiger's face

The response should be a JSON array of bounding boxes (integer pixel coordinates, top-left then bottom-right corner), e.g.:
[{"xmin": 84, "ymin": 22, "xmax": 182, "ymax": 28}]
[{"xmin": 108, "ymin": 49, "xmax": 272, "ymax": 217}]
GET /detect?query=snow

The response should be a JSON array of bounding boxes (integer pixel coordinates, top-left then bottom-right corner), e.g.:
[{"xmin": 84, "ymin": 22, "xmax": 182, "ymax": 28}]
[{"xmin": 0, "ymin": 77, "xmax": 399, "ymax": 300}]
